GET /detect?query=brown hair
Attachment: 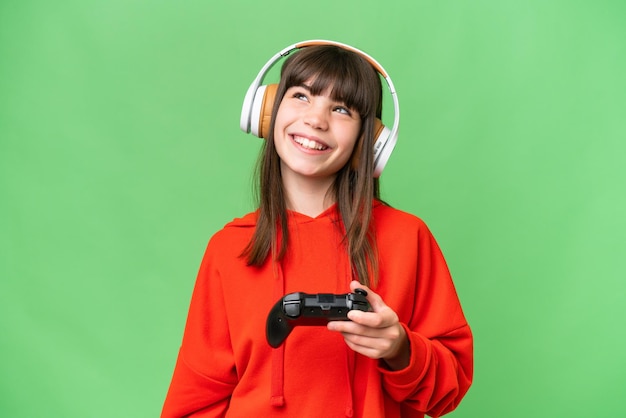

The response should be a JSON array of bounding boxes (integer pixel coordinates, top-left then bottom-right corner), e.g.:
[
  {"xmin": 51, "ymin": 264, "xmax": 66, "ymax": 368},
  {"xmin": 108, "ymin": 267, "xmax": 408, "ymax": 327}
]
[{"xmin": 243, "ymin": 44, "xmax": 384, "ymax": 286}]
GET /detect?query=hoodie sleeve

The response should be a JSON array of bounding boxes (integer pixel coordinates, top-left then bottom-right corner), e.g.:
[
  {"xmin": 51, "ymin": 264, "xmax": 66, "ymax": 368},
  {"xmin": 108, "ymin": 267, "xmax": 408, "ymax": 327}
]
[
  {"xmin": 378, "ymin": 219, "xmax": 474, "ymax": 417},
  {"xmin": 161, "ymin": 238, "xmax": 237, "ymax": 418}
]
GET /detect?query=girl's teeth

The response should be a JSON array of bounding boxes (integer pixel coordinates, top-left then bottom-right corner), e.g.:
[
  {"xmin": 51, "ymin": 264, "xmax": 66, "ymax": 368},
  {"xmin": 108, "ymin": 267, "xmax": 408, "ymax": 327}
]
[{"xmin": 296, "ymin": 137, "xmax": 326, "ymax": 150}]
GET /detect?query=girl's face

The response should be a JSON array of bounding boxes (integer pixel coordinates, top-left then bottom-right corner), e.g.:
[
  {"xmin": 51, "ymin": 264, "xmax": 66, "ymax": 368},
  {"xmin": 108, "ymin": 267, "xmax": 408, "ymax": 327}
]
[{"xmin": 273, "ymin": 80, "xmax": 362, "ymax": 183}]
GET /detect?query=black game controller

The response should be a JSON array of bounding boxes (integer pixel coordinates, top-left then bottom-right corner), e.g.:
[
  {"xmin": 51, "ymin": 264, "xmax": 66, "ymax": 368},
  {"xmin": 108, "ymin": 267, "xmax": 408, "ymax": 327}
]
[{"xmin": 266, "ymin": 289, "xmax": 371, "ymax": 348}]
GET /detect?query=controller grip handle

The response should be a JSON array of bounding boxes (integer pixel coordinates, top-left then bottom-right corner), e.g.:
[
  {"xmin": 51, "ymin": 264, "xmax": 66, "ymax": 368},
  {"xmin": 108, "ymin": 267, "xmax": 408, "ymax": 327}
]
[{"xmin": 266, "ymin": 300, "xmax": 291, "ymax": 348}]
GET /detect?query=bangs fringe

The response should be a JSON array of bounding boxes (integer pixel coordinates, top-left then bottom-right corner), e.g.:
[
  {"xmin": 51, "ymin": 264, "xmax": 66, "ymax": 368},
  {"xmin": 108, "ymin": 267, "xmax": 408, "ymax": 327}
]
[{"xmin": 281, "ymin": 47, "xmax": 380, "ymax": 119}]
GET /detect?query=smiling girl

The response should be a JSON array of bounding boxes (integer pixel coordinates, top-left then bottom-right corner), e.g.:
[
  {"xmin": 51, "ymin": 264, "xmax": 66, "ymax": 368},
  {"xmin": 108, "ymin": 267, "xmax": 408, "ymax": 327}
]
[{"xmin": 162, "ymin": 41, "xmax": 473, "ymax": 418}]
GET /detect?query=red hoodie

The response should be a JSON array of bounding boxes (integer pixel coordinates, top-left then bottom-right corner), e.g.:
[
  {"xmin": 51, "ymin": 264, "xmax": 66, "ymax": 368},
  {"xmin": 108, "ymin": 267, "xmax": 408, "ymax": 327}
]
[{"xmin": 162, "ymin": 201, "xmax": 473, "ymax": 417}]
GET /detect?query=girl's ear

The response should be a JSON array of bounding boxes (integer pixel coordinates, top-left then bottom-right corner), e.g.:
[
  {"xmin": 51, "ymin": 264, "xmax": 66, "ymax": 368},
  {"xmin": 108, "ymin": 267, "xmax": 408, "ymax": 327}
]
[{"xmin": 350, "ymin": 118, "xmax": 385, "ymax": 170}]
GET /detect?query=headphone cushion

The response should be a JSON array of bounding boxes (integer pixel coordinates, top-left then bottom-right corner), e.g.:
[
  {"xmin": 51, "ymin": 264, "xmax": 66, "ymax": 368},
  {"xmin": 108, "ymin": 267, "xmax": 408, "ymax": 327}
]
[{"xmin": 258, "ymin": 84, "xmax": 278, "ymax": 139}]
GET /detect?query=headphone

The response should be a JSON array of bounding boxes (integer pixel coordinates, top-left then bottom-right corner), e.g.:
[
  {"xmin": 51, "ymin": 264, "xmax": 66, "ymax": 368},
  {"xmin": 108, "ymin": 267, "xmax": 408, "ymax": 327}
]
[{"xmin": 240, "ymin": 40, "xmax": 400, "ymax": 178}]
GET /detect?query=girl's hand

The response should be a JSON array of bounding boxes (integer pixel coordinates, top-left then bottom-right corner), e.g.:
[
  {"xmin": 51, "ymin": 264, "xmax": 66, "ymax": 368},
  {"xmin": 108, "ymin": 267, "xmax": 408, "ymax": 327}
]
[{"xmin": 328, "ymin": 281, "xmax": 410, "ymax": 370}]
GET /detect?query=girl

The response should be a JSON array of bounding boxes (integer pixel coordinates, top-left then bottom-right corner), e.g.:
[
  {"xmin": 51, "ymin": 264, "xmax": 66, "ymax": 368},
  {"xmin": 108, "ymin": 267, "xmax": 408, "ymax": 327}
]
[{"xmin": 162, "ymin": 41, "xmax": 473, "ymax": 418}]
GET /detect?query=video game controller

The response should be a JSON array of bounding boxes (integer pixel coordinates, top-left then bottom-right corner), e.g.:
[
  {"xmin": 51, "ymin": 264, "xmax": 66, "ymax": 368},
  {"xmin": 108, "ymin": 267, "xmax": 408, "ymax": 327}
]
[{"xmin": 266, "ymin": 289, "xmax": 371, "ymax": 348}]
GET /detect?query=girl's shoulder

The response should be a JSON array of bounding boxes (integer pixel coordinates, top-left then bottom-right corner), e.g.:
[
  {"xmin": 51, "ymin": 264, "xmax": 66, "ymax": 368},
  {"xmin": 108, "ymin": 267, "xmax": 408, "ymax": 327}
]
[
  {"xmin": 373, "ymin": 201, "xmax": 429, "ymax": 230},
  {"xmin": 222, "ymin": 210, "xmax": 259, "ymax": 230},
  {"xmin": 206, "ymin": 210, "xmax": 259, "ymax": 249}
]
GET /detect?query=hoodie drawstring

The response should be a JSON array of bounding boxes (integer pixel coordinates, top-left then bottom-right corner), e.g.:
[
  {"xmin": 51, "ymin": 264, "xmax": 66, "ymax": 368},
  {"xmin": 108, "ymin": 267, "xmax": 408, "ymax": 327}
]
[
  {"xmin": 344, "ymin": 253, "xmax": 356, "ymax": 417},
  {"xmin": 270, "ymin": 259, "xmax": 286, "ymax": 407},
  {"xmin": 344, "ymin": 347, "xmax": 356, "ymax": 417}
]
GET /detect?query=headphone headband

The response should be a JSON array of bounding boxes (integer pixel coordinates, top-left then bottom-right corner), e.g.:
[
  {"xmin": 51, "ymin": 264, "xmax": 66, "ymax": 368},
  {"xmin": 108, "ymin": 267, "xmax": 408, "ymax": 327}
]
[{"xmin": 240, "ymin": 40, "xmax": 400, "ymax": 177}]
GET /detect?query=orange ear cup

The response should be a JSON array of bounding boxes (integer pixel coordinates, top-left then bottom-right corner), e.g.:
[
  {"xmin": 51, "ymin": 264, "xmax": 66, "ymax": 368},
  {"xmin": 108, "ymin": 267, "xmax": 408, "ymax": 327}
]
[
  {"xmin": 373, "ymin": 118, "xmax": 385, "ymax": 141},
  {"xmin": 258, "ymin": 84, "xmax": 278, "ymax": 139}
]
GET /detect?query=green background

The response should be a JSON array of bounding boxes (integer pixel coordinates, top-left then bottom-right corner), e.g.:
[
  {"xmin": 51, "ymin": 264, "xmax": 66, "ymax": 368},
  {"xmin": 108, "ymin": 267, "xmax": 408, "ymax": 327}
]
[{"xmin": 2, "ymin": 0, "xmax": 625, "ymax": 416}]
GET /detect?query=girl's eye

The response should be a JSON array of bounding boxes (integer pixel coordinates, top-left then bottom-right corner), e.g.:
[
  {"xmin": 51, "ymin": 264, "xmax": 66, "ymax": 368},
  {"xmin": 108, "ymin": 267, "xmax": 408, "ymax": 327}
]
[
  {"xmin": 334, "ymin": 106, "xmax": 351, "ymax": 115},
  {"xmin": 293, "ymin": 92, "xmax": 309, "ymax": 101}
]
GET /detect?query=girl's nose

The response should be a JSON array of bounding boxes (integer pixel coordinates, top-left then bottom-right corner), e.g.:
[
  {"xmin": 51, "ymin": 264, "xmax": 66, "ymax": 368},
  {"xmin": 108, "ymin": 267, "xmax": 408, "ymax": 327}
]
[{"xmin": 304, "ymin": 104, "xmax": 329, "ymax": 130}]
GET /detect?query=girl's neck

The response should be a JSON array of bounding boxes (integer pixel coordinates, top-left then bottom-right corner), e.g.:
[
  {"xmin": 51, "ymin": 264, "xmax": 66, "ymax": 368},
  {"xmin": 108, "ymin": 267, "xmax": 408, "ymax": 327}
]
[{"xmin": 282, "ymin": 171, "xmax": 336, "ymax": 218}]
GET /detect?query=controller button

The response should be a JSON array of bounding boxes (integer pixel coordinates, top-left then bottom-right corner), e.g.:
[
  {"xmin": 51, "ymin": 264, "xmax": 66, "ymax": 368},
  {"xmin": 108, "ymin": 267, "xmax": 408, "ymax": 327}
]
[{"xmin": 284, "ymin": 302, "xmax": 300, "ymax": 317}]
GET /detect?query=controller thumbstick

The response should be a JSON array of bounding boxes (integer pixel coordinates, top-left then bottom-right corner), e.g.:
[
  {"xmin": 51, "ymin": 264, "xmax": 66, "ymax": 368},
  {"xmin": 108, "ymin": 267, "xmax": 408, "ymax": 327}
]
[{"xmin": 355, "ymin": 288, "xmax": 368, "ymax": 296}]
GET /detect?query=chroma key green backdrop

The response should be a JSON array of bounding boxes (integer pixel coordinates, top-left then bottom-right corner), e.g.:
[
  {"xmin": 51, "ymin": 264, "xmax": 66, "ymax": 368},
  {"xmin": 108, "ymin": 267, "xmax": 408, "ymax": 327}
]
[{"xmin": 1, "ymin": 1, "xmax": 625, "ymax": 417}]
